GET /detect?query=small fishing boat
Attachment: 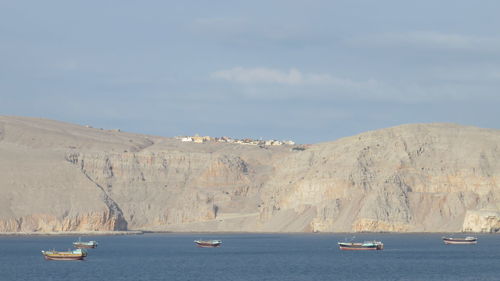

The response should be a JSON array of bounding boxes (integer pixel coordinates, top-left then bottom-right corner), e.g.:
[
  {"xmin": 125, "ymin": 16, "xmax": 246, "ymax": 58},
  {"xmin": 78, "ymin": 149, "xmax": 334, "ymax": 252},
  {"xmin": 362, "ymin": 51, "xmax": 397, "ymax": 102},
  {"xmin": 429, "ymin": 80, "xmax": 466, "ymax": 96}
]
[
  {"xmin": 41, "ymin": 248, "xmax": 87, "ymax": 260},
  {"xmin": 194, "ymin": 239, "xmax": 222, "ymax": 248},
  {"xmin": 338, "ymin": 240, "xmax": 384, "ymax": 251},
  {"xmin": 442, "ymin": 236, "xmax": 477, "ymax": 245},
  {"xmin": 73, "ymin": 238, "xmax": 98, "ymax": 249}
]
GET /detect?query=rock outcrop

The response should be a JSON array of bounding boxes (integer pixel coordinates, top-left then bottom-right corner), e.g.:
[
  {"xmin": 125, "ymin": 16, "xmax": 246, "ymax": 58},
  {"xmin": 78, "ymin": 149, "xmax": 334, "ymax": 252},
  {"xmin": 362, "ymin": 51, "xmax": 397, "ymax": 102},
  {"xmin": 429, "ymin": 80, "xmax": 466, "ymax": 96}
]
[
  {"xmin": 0, "ymin": 116, "xmax": 499, "ymax": 233},
  {"xmin": 462, "ymin": 210, "xmax": 500, "ymax": 232}
]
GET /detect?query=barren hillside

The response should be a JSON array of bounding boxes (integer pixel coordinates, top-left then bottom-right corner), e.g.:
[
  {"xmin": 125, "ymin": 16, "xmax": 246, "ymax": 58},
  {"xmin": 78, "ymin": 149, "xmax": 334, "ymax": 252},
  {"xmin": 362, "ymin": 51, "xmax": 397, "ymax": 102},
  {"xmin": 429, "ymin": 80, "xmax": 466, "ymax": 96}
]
[{"xmin": 1, "ymin": 116, "xmax": 499, "ymax": 233}]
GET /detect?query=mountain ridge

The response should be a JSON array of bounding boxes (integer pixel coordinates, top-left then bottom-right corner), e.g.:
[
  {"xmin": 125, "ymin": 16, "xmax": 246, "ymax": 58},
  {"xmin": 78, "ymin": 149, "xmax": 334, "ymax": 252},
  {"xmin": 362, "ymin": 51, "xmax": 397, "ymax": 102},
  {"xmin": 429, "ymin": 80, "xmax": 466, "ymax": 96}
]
[{"xmin": 1, "ymin": 116, "xmax": 499, "ymax": 233}]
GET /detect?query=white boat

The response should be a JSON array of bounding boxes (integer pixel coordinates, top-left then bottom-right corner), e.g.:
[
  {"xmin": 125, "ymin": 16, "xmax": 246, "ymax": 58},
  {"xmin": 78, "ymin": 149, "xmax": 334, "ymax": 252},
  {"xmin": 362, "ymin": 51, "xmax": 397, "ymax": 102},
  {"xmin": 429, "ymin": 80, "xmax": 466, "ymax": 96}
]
[
  {"xmin": 194, "ymin": 239, "xmax": 222, "ymax": 248},
  {"xmin": 442, "ymin": 236, "xmax": 477, "ymax": 245},
  {"xmin": 73, "ymin": 238, "xmax": 98, "ymax": 248}
]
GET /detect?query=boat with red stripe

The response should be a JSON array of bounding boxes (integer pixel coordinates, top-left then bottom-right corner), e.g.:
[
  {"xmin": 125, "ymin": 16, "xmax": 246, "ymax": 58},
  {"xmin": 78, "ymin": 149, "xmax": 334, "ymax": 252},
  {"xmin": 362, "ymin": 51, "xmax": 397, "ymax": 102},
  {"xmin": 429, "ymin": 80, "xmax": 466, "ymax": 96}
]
[
  {"xmin": 442, "ymin": 236, "xmax": 477, "ymax": 245},
  {"xmin": 194, "ymin": 239, "xmax": 222, "ymax": 248}
]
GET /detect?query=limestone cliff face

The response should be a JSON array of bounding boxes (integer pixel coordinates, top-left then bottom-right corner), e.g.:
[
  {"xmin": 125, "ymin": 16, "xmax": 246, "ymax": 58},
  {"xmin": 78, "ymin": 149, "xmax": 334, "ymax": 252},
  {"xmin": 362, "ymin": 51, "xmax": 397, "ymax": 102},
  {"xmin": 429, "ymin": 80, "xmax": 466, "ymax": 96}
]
[
  {"xmin": 257, "ymin": 124, "xmax": 500, "ymax": 232},
  {"xmin": 1, "ymin": 116, "xmax": 500, "ymax": 233},
  {"xmin": 0, "ymin": 148, "xmax": 128, "ymax": 233},
  {"xmin": 63, "ymin": 150, "xmax": 263, "ymax": 229},
  {"xmin": 462, "ymin": 210, "xmax": 500, "ymax": 232},
  {"xmin": 0, "ymin": 211, "xmax": 124, "ymax": 232}
]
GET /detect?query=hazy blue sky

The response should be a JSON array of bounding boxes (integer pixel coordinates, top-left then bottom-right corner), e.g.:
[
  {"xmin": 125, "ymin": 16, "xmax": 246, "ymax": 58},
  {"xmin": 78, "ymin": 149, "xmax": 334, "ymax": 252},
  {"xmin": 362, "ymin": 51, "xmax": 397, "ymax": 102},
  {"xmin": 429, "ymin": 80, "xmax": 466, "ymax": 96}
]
[{"xmin": 1, "ymin": 1, "xmax": 499, "ymax": 143}]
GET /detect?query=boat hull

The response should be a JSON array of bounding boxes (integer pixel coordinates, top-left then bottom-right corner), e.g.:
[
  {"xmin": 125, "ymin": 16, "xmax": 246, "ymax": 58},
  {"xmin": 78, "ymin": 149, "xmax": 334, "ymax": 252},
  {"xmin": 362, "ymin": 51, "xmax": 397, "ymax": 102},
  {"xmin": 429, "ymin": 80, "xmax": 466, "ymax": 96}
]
[
  {"xmin": 443, "ymin": 237, "xmax": 477, "ymax": 245},
  {"xmin": 194, "ymin": 240, "xmax": 222, "ymax": 248},
  {"xmin": 43, "ymin": 255, "xmax": 85, "ymax": 261},
  {"xmin": 73, "ymin": 243, "xmax": 97, "ymax": 249},
  {"xmin": 338, "ymin": 242, "xmax": 383, "ymax": 251},
  {"xmin": 42, "ymin": 249, "xmax": 87, "ymax": 261},
  {"xmin": 195, "ymin": 242, "xmax": 221, "ymax": 248}
]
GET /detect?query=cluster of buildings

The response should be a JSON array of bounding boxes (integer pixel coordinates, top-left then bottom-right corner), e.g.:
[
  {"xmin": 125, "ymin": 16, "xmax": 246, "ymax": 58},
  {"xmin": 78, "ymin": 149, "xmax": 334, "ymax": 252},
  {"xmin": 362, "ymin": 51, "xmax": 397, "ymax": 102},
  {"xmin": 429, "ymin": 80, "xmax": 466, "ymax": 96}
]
[{"xmin": 176, "ymin": 135, "xmax": 295, "ymax": 146}]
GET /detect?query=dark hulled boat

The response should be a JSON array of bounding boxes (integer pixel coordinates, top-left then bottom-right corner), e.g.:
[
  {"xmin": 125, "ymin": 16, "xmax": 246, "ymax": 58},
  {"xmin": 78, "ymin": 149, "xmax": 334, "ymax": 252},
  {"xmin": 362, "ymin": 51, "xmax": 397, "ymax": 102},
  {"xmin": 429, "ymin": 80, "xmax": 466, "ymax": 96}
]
[
  {"xmin": 338, "ymin": 241, "xmax": 384, "ymax": 251},
  {"xmin": 442, "ymin": 236, "xmax": 477, "ymax": 245},
  {"xmin": 194, "ymin": 239, "xmax": 222, "ymax": 248}
]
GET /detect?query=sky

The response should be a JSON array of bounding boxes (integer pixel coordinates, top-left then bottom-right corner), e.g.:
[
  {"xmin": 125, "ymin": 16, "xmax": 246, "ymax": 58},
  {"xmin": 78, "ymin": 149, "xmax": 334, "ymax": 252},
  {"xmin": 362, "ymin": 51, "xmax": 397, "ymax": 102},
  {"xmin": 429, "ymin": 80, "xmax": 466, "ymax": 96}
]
[{"xmin": 1, "ymin": 0, "xmax": 500, "ymax": 144}]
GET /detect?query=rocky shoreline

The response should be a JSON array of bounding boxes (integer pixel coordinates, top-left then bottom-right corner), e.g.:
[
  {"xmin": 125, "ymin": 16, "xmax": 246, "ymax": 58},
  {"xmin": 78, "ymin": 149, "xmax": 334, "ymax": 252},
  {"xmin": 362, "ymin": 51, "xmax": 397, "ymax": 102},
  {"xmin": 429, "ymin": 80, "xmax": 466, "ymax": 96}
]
[{"xmin": 0, "ymin": 230, "xmax": 144, "ymax": 236}]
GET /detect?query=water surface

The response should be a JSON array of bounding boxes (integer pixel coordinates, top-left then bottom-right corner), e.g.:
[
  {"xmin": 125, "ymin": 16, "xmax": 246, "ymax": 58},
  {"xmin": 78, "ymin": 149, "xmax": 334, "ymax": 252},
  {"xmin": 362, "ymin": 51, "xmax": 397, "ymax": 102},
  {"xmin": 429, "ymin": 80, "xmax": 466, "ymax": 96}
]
[{"xmin": 0, "ymin": 233, "xmax": 499, "ymax": 281}]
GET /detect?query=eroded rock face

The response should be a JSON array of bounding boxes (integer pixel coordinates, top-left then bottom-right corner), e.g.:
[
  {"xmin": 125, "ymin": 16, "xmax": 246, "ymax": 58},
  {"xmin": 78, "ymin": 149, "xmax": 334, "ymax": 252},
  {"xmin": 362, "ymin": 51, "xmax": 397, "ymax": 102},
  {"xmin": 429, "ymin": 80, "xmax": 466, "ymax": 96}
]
[
  {"xmin": 256, "ymin": 124, "xmax": 500, "ymax": 232},
  {"xmin": 0, "ymin": 211, "xmax": 125, "ymax": 232},
  {"xmin": 462, "ymin": 210, "xmax": 500, "ymax": 232},
  {"xmin": 63, "ymin": 150, "xmax": 263, "ymax": 229},
  {"xmin": 1, "ymin": 116, "xmax": 499, "ymax": 233}
]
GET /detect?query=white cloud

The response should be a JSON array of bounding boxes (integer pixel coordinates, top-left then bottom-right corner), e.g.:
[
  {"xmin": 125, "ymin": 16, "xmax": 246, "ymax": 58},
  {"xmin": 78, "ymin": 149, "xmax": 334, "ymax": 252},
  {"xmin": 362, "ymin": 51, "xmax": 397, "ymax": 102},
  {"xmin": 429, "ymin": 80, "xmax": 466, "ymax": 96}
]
[
  {"xmin": 189, "ymin": 17, "xmax": 314, "ymax": 45},
  {"xmin": 191, "ymin": 17, "xmax": 249, "ymax": 36},
  {"xmin": 425, "ymin": 67, "xmax": 500, "ymax": 83},
  {"xmin": 346, "ymin": 31, "xmax": 500, "ymax": 51},
  {"xmin": 210, "ymin": 67, "xmax": 394, "ymax": 102},
  {"xmin": 210, "ymin": 66, "xmax": 500, "ymax": 103},
  {"xmin": 491, "ymin": 71, "xmax": 500, "ymax": 80},
  {"xmin": 212, "ymin": 67, "xmax": 303, "ymax": 84},
  {"xmin": 211, "ymin": 67, "xmax": 379, "ymax": 89},
  {"xmin": 54, "ymin": 59, "xmax": 80, "ymax": 71}
]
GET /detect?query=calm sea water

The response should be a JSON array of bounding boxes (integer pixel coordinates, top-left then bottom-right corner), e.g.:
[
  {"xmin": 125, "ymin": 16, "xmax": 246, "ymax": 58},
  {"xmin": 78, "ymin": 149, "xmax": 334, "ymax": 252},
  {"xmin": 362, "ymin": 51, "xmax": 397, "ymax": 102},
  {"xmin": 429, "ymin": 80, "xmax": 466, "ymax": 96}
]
[{"xmin": 0, "ymin": 233, "xmax": 499, "ymax": 281}]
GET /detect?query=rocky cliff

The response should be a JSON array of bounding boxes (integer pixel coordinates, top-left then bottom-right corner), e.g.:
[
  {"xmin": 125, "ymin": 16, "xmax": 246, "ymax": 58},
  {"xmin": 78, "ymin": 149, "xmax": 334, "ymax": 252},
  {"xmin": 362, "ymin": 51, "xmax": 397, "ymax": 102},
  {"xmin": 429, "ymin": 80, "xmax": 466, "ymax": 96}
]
[{"xmin": 1, "ymin": 116, "xmax": 499, "ymax": 233}]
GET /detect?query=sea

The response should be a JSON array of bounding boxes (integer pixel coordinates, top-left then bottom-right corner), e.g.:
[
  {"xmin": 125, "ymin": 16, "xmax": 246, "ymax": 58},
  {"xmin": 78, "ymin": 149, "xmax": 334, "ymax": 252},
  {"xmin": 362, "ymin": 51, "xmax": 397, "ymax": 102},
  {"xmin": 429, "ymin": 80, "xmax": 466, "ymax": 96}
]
[{"xmin": 0, "ymin": 233, "xmax": 499, "ymax": 281}]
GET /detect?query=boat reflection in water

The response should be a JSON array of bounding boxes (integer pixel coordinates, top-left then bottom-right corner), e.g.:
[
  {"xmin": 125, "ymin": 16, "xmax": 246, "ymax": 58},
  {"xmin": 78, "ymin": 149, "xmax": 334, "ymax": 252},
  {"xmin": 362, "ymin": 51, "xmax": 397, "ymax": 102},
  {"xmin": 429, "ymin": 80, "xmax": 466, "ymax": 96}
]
[
  {"xmin": 41, "ymin": 248, "xmax": 87, "ymax": 260},
  {"xmin": 194, "ymin": 239, "xmax": 222, "ymax": 248}
]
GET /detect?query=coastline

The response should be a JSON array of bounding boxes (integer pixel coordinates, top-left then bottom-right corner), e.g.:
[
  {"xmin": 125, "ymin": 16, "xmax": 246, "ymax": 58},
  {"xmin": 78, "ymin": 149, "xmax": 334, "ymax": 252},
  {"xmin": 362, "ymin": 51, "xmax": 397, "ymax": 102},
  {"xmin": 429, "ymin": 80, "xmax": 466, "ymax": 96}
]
[
  {"xmin": 0, "ymin": 230, "xmax": 492, "ymax": 236},
  {"xmin": 0, "ymin": 230, "xmax": 144, "ymax": 236}
]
